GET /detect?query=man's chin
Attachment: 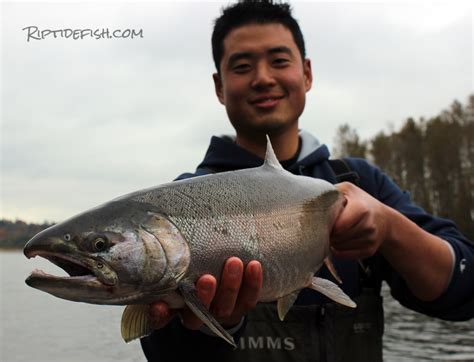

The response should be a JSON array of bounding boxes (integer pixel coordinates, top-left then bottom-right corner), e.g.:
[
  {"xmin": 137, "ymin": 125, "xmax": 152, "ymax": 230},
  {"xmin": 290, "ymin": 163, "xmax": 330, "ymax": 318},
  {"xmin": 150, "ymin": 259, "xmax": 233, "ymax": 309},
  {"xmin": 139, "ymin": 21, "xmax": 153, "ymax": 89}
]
[{"xmin": 234, "ymin": 119, "xmax": 296, "ymax": 137}]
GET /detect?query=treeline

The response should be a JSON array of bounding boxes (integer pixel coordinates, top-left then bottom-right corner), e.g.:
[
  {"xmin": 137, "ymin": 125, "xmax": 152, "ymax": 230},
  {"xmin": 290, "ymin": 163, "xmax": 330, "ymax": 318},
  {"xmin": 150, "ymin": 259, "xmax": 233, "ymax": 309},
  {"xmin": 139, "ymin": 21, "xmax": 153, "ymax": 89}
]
[
  {"xmin": 0, "ymin": 219, "xmax": 54, "ymax": 249},
  {"xmin": 333, "ymin": 94, "xmax": 474, "ymax": 239}
]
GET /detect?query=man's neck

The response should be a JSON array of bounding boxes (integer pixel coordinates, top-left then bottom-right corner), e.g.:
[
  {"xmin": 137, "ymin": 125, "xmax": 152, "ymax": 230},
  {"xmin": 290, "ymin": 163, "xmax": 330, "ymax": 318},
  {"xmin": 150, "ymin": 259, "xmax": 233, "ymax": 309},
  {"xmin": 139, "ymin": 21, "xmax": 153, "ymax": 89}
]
[{"xmin": 235, "ymin": 126, "xmax": 300, "ymax": 161}]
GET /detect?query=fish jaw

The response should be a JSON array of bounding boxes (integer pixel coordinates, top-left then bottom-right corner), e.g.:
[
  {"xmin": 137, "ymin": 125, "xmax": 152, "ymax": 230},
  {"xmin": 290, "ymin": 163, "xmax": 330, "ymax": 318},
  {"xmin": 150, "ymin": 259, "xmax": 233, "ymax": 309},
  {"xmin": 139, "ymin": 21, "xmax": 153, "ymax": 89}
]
[
  {"xmin": 26, "ymin": 268, "xmax": 121, "ymax": 304},
  {"xmin": 24, "ymin": 232, "xmax": 117, "ymax": 286},
  {"xmin": 24, "ymin": 241, "xmax": 138, "ymax": 304},
  {"xmin": 25, "ymin": 271, "xmax": 146, "ymax": 305},
  {"xmin": 23, "ymin": 228, "xmax": 142, "ymax": 304}
]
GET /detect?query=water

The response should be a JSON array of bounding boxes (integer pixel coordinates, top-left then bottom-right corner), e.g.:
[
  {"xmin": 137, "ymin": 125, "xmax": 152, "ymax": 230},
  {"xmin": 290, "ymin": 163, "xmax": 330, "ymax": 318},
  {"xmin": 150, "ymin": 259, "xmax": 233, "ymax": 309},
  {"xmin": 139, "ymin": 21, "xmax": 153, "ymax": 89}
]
[
  {"xmin": 1, "ymin": 251, "xmax": 143, "ymax": 362},
  {"xmin": 383, "ymin": 286, "xmax": 474, "ymax": 361},
  {"xmin": 1, "ymin": 251, "xmax": 473, "ymax": 361}
]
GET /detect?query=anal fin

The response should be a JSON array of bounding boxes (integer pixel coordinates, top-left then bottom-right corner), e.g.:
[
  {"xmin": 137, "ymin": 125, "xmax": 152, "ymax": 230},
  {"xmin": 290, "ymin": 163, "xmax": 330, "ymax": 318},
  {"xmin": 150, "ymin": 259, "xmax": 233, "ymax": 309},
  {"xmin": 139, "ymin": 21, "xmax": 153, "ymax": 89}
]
[
  {"xmin": 310, "ymin": 277, "xmax": 357, "ymax": 308},
  {"xmin": 277, "ymin": 291, "xmax": 300, "ymax": 321},
  {"xmin": 121, "ymin": 304, "xmax": 153, "ymax": 343},
  {"xmin": 179, "ymin": 281, "xmax": 237, "ymax": 348}
]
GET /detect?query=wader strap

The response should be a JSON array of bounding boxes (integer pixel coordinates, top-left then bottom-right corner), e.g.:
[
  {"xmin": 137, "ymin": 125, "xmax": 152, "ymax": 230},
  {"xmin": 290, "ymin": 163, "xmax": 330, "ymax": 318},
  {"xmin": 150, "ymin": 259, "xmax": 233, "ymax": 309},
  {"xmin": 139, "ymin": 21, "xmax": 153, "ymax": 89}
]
[{"xmin": 328, "ymin": 159, "xmax": 360, "ymax": 186}]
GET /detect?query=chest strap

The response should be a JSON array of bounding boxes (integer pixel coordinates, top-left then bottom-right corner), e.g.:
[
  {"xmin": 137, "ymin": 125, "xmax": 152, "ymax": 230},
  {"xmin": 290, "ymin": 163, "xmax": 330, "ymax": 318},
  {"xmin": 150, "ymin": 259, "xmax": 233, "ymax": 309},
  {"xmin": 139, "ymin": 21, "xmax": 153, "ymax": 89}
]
[{"xmin": 328, "ymin": 158, "xmax": 360, "ymax": 186}]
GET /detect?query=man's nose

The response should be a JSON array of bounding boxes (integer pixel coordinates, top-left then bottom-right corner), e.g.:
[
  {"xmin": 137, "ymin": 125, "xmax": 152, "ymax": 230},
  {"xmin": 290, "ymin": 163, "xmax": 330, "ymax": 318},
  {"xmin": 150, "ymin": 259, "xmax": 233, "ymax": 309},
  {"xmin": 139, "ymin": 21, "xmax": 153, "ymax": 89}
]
[{"xmin": 250, "ymin": 63, "xmax": 276, "ymax": 89}]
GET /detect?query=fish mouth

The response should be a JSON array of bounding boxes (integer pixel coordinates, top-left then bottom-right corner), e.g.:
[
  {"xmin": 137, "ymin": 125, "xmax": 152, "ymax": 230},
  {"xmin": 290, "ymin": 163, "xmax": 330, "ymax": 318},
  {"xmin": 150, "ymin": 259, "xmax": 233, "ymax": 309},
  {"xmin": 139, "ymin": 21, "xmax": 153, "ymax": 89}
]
[
  {"xmin": 25, "ymin": 251, "xmax": 100, "ymax": 285},
  {"xmin": 25, "ymin": 248, "xmax": 148, "ymax": 306},
  {"xmin": 24, "ymin": 250, "xmax": 125, "ymax": 304},
  {"xmin": 23, "ymin": 233, "xmax": 128, "ymax": 304}
]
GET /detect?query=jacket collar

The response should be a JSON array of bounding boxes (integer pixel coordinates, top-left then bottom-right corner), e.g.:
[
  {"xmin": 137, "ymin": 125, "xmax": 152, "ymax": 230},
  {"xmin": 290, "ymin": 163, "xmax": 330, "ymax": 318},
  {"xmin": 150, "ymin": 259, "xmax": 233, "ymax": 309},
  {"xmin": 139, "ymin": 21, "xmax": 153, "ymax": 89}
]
[{"xmin": 196, "ymin": 130, "xmax": 331, "ymax": 173}]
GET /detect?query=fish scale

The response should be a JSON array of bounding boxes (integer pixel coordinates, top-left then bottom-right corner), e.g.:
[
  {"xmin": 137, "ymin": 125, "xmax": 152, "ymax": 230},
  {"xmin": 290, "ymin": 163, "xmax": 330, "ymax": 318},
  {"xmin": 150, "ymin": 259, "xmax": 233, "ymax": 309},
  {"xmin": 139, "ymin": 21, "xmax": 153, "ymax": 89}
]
[
  {"xmin": 23, "ymin": 136, "xmax": 356, "ymax": 347},
  {"xmin": 131, "ymin": 166, "xmax": 335, "ymax": 293}
]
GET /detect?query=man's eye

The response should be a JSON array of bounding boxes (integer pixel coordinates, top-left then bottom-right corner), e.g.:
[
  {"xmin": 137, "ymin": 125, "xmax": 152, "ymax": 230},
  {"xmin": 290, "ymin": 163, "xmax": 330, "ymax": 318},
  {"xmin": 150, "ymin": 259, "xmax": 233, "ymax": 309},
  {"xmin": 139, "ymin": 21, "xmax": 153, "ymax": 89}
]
[
  {"xmin": 273, "ymin": 58, "xmax": 289, "ymax": 66},
  {"xmin": 233, "ymin": 63, "xmax": 251, "ymax": 73}
]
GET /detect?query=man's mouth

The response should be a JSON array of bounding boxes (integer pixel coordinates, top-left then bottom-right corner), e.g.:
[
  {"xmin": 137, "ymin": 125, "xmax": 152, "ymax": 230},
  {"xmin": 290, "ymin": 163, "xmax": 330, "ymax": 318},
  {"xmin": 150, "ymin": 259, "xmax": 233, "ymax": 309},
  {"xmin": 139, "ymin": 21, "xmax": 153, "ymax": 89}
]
[{"xmin": 251, "ymin": 95, "xmax": 284, "ymax": 109}]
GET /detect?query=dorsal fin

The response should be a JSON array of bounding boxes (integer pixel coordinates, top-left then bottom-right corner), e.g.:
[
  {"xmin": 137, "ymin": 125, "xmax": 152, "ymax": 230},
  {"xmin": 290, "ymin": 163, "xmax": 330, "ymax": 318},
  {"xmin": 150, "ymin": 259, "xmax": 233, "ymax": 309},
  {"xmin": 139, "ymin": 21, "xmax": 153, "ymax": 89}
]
[{"xmin": 264, "ymin": 135, "xmax": 284, "ymax": 170}]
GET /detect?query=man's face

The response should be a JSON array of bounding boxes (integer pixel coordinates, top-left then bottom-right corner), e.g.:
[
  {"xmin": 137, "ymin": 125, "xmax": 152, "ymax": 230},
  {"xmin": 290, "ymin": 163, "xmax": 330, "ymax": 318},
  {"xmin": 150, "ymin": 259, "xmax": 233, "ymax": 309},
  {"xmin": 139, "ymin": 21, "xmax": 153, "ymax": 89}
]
[{"xmin": 213, "ymin": 23, "xmax": 312, "ymax": 137}]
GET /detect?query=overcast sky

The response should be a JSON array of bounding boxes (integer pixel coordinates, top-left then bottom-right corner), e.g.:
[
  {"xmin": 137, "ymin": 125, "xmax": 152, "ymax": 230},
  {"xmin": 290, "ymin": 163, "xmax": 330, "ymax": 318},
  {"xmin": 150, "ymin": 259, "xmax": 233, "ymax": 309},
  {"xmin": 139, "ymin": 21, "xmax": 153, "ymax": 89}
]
[{"xmin": 1, "ymin": 0, "xmax": 473, "ymax": 223}]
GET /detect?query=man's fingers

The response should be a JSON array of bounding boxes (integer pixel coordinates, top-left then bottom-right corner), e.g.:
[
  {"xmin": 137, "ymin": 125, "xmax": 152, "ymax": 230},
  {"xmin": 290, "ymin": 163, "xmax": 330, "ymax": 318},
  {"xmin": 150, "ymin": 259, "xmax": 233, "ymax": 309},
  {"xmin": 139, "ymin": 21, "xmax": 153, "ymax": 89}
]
[
  {"xmin": 181, "ymin": 274, "xmax": 217, "ymax": 330},
  {"xmin": 332, "ymin": 202, "xmax": 367, "ymax": 236},
  {"xmin": 196, "ymin": 274, "xmax": 218, "ymax": 307},
  {"xmin": 211, "ymin": 257, "xmax": 244, "ymax": 320},
  {"xmin": 335, "ymin": 181, "xmax": 355, "ymax": 194},
  {"xmin": 234, "ymin": 260, "xmax": 262, "ymax": 313},
  {"xmin": 149, "ymin": 301, "xmax": 176, "ymax": 330},
  {"xmin": 168, "ymin": 258, "xmax": 261, "ymax": 331}
]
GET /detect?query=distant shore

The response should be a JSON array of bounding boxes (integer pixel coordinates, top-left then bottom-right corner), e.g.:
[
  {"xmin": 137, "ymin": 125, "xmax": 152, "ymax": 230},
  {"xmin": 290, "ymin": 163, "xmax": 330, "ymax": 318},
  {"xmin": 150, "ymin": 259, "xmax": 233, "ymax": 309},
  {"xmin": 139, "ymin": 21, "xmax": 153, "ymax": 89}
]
[
  {"xmin": 0, "ymin": 218, "xmax": 53, "ymax": 250},
  {"xmin": 0, "ymin": 247, "xmax": 23, "ymax": 252}
]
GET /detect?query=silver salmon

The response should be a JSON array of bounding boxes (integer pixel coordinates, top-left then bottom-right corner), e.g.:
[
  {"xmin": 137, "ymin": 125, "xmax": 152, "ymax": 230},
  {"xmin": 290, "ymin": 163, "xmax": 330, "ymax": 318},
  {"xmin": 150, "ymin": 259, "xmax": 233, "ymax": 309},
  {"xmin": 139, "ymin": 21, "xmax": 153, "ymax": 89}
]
[{"xmin": 24, "ymin": 137, "xmax": 355, "ymax": 347}]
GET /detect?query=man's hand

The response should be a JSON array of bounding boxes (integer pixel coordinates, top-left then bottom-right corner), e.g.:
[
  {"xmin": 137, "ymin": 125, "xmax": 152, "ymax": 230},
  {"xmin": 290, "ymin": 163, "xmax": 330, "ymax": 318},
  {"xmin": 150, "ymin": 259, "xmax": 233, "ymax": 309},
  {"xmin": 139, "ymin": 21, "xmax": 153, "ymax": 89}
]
[
  {"xmin": 331, "ymin": 181, "xmax": 453, "ymax": 301},
  {"xmin": 149, "ymin": 257, "xmax": 263, "ymax": 331},
  {"xmin": 330, "ymin": 182, "xmax": 391, "ymax": 260}
]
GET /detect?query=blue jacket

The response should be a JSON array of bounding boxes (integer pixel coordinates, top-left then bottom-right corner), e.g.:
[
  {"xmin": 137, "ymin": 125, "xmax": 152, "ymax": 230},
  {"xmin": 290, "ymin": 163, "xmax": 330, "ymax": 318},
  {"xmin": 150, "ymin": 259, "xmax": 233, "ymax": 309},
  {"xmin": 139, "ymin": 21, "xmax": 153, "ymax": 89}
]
[{"xmin": 175, "ymin": 132, "xmax": 474, "ymax": 320}]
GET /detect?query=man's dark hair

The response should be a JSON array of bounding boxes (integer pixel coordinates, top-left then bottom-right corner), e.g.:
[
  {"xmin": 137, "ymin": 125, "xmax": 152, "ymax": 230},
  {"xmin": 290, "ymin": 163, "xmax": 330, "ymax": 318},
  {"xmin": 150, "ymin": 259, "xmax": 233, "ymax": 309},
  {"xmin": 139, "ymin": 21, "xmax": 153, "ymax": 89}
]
[{"xmin": 211, "ymin": 0, "xmax": 306, "ymax": 73}]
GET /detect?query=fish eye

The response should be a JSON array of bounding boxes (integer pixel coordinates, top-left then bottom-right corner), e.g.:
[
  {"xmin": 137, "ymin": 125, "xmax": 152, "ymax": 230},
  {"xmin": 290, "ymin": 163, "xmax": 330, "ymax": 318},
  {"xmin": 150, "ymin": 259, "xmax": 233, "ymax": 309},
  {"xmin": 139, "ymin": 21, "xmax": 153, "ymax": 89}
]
[
  {"xmin": 64, "ymin": 233, "xmax": 71, "ymax": 241},
  {"xmin": 93, "ymin": 237, "xmax": 107, "ymax": 252}
]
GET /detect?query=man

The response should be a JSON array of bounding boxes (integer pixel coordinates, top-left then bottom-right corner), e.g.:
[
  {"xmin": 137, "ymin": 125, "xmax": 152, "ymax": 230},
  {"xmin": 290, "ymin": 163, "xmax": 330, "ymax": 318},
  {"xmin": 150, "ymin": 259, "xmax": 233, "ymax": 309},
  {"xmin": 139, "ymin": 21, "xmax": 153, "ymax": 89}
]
[{"xmin": 141, "ymin": 1, "xmax": 474, "ymax": 360}]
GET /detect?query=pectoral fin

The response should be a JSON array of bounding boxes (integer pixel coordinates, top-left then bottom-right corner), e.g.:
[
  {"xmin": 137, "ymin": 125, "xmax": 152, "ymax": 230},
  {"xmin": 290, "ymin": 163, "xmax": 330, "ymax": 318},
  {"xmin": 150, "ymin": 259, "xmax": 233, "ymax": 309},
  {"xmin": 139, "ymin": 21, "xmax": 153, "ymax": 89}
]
[
  {"xmin": 277, "ymin": 291, "xmax": 300, "ymax": 321},
  {"xmin": 178, "ymin": 281, "xmax": 237, "ymax": 348},
  {"xmin": 310, "ymin": 277, "xmax": 357, "ymax": 308},
  {"xmin": 121, "ymin": 304, "xmax": 153, "ymax": 343}
]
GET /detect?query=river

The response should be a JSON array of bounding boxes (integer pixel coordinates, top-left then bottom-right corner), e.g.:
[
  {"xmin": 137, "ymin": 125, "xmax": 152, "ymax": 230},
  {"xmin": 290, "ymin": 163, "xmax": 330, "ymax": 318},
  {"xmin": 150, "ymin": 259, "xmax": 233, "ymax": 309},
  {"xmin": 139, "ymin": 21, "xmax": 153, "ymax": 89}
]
[{"xmin": 1, "ymin": 251, "xmax": 473, "ymax": 361}]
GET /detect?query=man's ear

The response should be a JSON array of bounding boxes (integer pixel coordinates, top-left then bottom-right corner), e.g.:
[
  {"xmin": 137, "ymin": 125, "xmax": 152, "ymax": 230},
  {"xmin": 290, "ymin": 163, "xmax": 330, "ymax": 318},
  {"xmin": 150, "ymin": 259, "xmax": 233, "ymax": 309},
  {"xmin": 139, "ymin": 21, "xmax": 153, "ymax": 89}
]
[
  {"xmin": 303, "ymin": 59, "xmax": 313, "ymax": 92},
  {"xmin": 213, "ymin": 73, "xmax": 225, "ymax": 105}
]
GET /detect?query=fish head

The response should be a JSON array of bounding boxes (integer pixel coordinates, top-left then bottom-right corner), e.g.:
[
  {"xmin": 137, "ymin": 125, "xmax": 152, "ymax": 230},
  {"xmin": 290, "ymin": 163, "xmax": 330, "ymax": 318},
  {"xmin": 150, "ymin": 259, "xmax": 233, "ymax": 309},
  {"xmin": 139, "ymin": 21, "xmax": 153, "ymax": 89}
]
[{"xmin": 24, "ymin": 201, "xmax": 190, "ymax": 305}]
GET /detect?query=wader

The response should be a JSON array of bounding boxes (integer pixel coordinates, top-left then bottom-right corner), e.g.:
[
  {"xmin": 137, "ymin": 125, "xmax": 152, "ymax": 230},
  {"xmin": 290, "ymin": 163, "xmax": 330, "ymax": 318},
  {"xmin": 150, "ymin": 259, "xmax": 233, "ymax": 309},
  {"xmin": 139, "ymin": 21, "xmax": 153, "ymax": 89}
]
[
  {"xmin": 211, "ymin": 291, "xmax": 383, "ymax": 362},
  {"xmin": 141, "ymin": 283, "xmax": 384, "ymax": 362}
]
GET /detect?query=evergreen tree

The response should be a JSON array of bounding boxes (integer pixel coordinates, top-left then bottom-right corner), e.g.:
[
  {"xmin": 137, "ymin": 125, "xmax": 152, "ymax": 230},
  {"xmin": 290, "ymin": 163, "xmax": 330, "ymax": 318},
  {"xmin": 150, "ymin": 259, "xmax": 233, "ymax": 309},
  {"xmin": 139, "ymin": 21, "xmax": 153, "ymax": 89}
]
[{"xmin": 332, "ymin": 124, "xmax": 367, "ymax": 158}]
